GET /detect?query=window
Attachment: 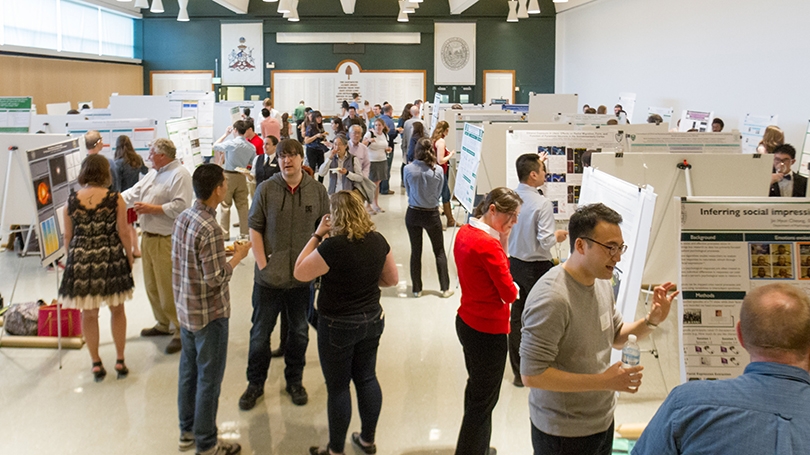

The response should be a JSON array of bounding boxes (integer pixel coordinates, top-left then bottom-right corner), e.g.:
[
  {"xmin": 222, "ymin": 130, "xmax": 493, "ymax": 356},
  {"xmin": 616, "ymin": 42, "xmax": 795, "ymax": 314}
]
[{"xmin": 0, "ymin": 0, "xmax": 137, "ymax": 60}]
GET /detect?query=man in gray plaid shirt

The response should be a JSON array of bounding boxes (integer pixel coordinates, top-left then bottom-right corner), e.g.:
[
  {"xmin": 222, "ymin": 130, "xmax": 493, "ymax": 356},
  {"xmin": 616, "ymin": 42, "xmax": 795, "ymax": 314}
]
[{"xmin": 172, "ymin": 164, "xmax": 251, "ymax": 455}]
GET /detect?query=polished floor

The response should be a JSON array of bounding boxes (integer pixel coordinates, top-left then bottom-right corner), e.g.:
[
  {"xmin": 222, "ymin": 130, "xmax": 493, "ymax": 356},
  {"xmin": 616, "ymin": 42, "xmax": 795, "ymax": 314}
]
[{"xmin": 0, "ymin": 161, "xmax": 678, "ymax": 455}]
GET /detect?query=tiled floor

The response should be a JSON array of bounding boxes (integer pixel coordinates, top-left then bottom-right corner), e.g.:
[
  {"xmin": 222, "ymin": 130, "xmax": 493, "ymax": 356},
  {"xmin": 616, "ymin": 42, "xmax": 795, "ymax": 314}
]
[{"xmin": 0, "ymin": 161, "xmax": 678, "ymax": 454}]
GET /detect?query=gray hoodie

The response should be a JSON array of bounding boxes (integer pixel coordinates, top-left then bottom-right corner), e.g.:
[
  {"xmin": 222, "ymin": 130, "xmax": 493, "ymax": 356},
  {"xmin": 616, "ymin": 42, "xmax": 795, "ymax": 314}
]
[{"xmin": 249, "ymin": 171, "xmax": 330, "ymax": 289}]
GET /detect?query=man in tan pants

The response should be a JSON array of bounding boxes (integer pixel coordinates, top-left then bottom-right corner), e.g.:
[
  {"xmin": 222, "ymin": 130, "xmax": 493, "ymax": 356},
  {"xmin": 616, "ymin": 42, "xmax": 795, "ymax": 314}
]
[
  {"xmin": 213, "ymin": 120, "xmax": 255, "ymax": 239},
  {"xmin": 122, "ymin": 138, "xmax": 193, "ymax": 354}
]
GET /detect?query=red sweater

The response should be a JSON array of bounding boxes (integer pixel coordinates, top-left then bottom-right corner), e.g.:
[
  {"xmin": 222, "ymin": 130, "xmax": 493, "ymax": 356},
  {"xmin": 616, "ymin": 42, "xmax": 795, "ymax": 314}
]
[{"xmin": 453, "ymin": 224, "xmax": 518, "ymax": 334}]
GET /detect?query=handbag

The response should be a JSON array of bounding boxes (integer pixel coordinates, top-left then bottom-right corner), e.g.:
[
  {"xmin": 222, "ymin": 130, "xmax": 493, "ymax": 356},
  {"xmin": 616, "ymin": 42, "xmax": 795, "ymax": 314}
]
[
  {"xmin": 4, "ymin": 300, "xmax": 45, "ymax": 336},
  {"xmin": 37, "ymin": 302, "xmax": 82, "ymax": 337}
]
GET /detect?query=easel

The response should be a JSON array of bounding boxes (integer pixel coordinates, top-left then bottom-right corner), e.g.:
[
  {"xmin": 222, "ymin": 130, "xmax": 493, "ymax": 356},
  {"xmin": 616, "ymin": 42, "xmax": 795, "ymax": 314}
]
[{"xmin": 0, "ymin": 145, "xmax": 68, "ymax": 367}]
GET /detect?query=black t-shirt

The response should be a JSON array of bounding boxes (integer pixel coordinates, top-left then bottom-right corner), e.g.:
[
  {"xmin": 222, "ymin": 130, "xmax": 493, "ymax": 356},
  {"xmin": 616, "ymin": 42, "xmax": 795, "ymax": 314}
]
[{"xmin": 317, "ymin": 231, "xmax": 390, "ymax": 317}]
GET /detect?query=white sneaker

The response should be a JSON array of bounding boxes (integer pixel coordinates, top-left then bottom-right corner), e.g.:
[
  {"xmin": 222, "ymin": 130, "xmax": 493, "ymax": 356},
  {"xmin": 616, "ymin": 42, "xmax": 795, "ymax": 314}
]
[
  {"xmin": 179, "ymin": 432, "xmax": 195, "ymax": 452},
  {"xmin": 440, "ymin": 289, "xmax": 455, "ymax": 298}
]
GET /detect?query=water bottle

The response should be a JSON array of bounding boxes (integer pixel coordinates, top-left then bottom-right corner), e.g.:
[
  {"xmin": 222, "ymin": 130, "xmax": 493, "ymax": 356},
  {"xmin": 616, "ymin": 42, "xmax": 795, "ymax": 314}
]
[{"xmin": 622, "ymin": 334, "xmax": 641, "ymax": 369}]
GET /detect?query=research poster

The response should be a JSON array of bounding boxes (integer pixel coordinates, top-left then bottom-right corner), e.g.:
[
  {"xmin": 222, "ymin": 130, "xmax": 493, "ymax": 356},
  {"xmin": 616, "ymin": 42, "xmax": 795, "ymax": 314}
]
[
  {"xmin": 617, "ymin": 92, "xmax": 636, "ymax": 123},
  {"xmin": 740, "ymin": 113, "xmax": 778, "ymax": 155},
  {"xmin": 66, "ymin": 119, "xmax": 157, "ymax": 162},
  {"xmin": 552, "ymin": 113, "xmax": 615, "ymax": 126},
  {"xmin": 798, "ymin": 120, "xmax": 810, "ymax": 177},
  {"xmin": 0, "ymin": 97, "xmax": 33, "ymax": 133},
  {"xmin": 677, "ymin": 198, "xmax": 810, "ymax": 382},
  {"xmin": 625, "ymin": 132, "xmax": 741, "ymax": 153},
  {"xmin": 647, "ymin": 106, "xmax": 674, "ymax": 128},
  {"xmin": 168, "ymin": 91, "xmax": 215, "ymax": 158},
  {"xmin": 26, "ymin": 138, "xmax": 83, "ymax": 267},
  {"xmin": 505, "ymin": 130, "xmax": 625, "ymax": 220},
  {"xmin": 678, "ymin": 109, "xmax": 714, "ymax": 132},
  {"xmin": 430, "ymin": 92, "xmax": 442, "ymax": 134},
  {"xmin": 166, "ymin": 117, "xmax": 202, "ymax": 174},
  {"xmin": 453, "ymin": 123, "xmax": 484, "ymax": 214}
]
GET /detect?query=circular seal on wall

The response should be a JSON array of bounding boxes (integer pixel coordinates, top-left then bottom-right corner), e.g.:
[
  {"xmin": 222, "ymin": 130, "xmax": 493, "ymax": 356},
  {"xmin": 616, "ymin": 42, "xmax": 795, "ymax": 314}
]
[{"xmin": 441, "ymin": 37, "xmax": 470, "ymax": 71}]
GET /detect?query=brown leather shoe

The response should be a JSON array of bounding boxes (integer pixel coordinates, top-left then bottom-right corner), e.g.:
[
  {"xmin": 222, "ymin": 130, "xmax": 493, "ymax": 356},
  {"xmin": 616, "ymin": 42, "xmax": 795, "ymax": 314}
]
[
  {"xmin": 141, "ymin": 326, "xmax": 172, "ymax": 337},
  {"xmin": 165, "ymin": 338, "xmax": 182, "ymax": 354}
]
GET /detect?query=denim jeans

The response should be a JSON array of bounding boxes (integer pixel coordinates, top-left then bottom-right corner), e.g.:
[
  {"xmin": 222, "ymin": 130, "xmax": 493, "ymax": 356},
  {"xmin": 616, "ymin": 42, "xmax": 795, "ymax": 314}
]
[
  {"xmin": 531, "ymin": 420, "xmax": 614, "ymax": 455},
  {"xmin": 380, "ymin": 151, "xmax": 394, "ymax": 193},
  {"xmin": 178, "ymin": 318, "xmax": 229, "ymax": 453},
  {"xmin": 247, "ymin": 283, "xmax": 311, "ymax": 387},
  {"xmin": 405, "ymin": 207, "xmax": 450, "ymax": 293},
  {"xmin": 441, "ymin": 173, "xmax": 452, "ymax": 203},
  {"xmin": 317, "ymin": 308, "xmax": 385, "ymax": 454},
  {"xmin": 454, "ymin": 315, "xmax": 507, "ymax": 455}
]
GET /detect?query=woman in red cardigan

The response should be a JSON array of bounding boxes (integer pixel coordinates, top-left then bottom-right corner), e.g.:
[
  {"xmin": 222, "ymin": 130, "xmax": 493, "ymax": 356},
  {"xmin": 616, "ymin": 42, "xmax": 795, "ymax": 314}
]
[{"xmin": 453, "ymin": 187, "xmax": 522, "ymax": 455}]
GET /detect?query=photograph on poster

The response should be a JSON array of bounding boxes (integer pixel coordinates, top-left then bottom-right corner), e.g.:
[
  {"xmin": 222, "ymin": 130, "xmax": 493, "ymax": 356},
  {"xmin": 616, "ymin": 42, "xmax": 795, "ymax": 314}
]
[
  {"xmin": 48, "ymin": 155, "xmax": 68, "ymax": 187},
  {"xmin": 33, "ymin": 176, "xmax": 53, "ymax": 210}
]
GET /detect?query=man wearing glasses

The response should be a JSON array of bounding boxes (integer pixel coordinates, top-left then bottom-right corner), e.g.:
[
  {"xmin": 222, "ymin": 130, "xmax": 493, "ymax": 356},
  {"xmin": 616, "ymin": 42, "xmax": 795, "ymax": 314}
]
[
  {"xmin": 769, "ymin": 144, "xmax": 807, "ymax": 197},
  {"xmin": 519, "ymin": 203, "xmax": 678, "ymax": 455}
]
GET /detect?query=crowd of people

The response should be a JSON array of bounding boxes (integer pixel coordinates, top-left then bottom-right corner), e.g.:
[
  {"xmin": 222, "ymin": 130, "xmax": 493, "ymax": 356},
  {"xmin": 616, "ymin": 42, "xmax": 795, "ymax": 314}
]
[{"xmin": 53, "ymin": 96, "xmax": 810, "ymax": 455}]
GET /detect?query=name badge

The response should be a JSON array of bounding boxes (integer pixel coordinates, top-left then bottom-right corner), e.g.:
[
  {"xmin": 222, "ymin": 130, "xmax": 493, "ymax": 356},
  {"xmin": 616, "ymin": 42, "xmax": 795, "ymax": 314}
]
[{"xmin": 600, "ymin": 311, "xmax": 611, "ymax": 332}]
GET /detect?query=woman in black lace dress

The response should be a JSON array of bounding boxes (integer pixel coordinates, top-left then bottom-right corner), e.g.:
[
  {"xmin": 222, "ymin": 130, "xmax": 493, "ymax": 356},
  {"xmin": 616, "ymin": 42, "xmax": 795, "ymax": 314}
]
[{"xmin": 59, "ymin": 155, "xmax": 135, "ymax": 381}]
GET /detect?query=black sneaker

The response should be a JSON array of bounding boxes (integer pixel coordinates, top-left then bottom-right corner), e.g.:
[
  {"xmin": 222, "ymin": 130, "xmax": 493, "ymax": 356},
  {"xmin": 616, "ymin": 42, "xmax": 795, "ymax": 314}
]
[
  {"xmin": 238, "ymin": 384, "xmax": 264, "ymax": 411},
  {"xmin": 286, "ymin": 384, "xmax": 308, "ymax": 406}
]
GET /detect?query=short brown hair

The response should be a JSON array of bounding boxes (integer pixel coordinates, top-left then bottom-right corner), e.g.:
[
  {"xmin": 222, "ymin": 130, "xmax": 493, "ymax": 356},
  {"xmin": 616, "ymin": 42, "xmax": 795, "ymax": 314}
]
[
  {"xmin": 276, "ymin": 138, "xmax": 304, "ymax": 158},
  {"xmin": 78, "ymin": 154, "xmax": 112, "ymax": 188},
  {"xmin": 741, "ymin": 283, "xmax": 810, "ymax": 358}
]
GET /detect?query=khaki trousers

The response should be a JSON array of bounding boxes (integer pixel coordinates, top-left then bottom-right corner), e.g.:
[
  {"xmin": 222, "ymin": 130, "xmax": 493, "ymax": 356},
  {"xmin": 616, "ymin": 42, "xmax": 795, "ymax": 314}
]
[
  {"xmin": 141, "ymin": 233, "xmax": 179, "ymax": 337},
  {"xmin": 220, "ymin": 172, "xmax": 249, "ymax": 237}
]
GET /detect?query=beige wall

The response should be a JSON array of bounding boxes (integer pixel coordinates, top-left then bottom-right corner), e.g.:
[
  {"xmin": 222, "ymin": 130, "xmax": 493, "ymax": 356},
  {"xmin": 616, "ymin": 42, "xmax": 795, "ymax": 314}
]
[{"xmin": 0, "ymin": 54, "xmax": 143, "ymax": 111}]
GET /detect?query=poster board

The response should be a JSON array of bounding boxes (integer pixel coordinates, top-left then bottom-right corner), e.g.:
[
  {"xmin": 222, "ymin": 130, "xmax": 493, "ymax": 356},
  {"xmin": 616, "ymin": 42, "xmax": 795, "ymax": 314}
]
[
  {"xmin": 740, "ymin": 113, "xmax": 778, "ymax": 155},
  {"xmin": 579, "ymin": 168, "xmax": 657, "ymax": 332},
  {"xmin": 800, "ymin": 120, "xmax": 810, "ymax": 177},
  {"xmin": 150, "ymin": 71, "xmax": 214, "ymax": 96},
  {"xmin": 552, "ymin": 113, "xmax": 616, "ymax": 126},
  {"xmin": 108, "ymin": 95, "xmax": 175, "ymax": 139},
  {"xmin": 678, "ymin": 109, "xmax": 714, "ymax": 132},
  {"xmin": 166, "ymin": 117, "xmax": 202, "ymax": 174},
  {"xmin": 591, "ymin": 153, "xmax": 774, "ymax": 286},
  {"xmin": 25, "ymin": 137, "xmax": 83, "ymax": 266},
  {"xmin": 0, "ymin": 97, "xmax": 33, "ymax": 133},
  {"xmin": 429, "ymin": 92, "xmax": 442, "ymax": 134},
  {"xmin": 473, "ymin": 122, "xmax": 575, "ymax": 194},
  {"xmin": 617, "ymin": 92, "xmax": 636, "ymax": 123},
  {"xmin": 626, "ymin": 132, "xmax": 742, "ymax": 153},
  {"xmin": 447, "ymin": 110, "xmax": 524, "ymax": 153},
  {"xmin": 272, "ymin": 60, "xmax": 426, "ymax": 117},
  {"xmin": 647, "ymin": 106, "xmax": 674, "ymax": 128},
  {"xmin": 46, "ymin": 102, "xmax": 72, "ymax": 116},
  {"xmin": 168, "ymin": 91, "xmax": 215, "ymax": 158},
  {"xmin": 453, "ymin": 123, "xmax": 484, "ymax": 213},
  {"xmin": 66, "ymin": 118, "xmax": 157, "ymax": 162},
  {"xmin": 677, "ymin": 197, "xmax": 810, "ymax": 382},
  {"xmin": 527, "ymin": 93, "xmax": 578, "ymax": 123},
  {"xmin": 0, "ymin": 134, "xmax": 71, "ymax": 234},
  {"xmin": 506, "ymin": 130, "xmax": 626, "ymax": 220}
]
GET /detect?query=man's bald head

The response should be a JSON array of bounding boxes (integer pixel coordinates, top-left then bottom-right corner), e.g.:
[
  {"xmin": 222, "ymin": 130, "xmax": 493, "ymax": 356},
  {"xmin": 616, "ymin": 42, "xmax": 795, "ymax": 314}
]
[
  {"xmin": 85, "ymin": 131, "xmax": 103, "ymax": 154},
  {"xmin": 740, "ymin": 283, "xmax": 810, "ymax": 363},
  {"xmin": 410, "ymin": 105, "xmax": 420, "ymax": 117}
]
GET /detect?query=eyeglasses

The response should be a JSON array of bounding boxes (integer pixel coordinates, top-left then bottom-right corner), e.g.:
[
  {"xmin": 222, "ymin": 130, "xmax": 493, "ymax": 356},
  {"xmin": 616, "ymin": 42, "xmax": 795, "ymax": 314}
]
[
  {"xmin": 773, "ymin": 157, "xmax": 792, "ymax": 165},
  {"xmin": 581, "ymin": 237, "xmax": 628, "ymax": 257}
]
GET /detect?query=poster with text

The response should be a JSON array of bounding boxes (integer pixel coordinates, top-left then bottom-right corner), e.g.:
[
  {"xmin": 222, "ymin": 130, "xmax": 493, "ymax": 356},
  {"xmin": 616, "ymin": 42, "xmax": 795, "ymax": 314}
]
[
  {"xmin": 647, "ymin": 106, "xmax": 674, "ymax": 128},
  {"xmin": 0, "ymin": 97, "xmax": 32, "ymax": 133},
  {"xmin": 221, "ymin": 22, "xmax": 264, "ymax": 86},
  {"xmin": 166, "ymin": 117, "xmax": 202, "ymax": 174},
  {"xmin": 434, "ymin": 22, "xmax": 476, "ymax": 85},
  {"xmin": 505, "ymin": 130, "xmax": 625, "ymax": 220},
  {"xmin": 798, "ymin": 120, "xmax": 810, "ymax": 177},
  {"xmin": 740, "ymin": 113, "xmax": 778, "ymax": 155},
  {"xmin": 626, "ymin": 132, "xmax": 742, "ymax": 153},
  {"xmin": 679, "ymin": 110, "xmax": 714, "ymax": 132},
  {"xmin": 169, "ymin": 91, "xmax": 216, "ymax": 158},
  {"xmin": 66, "ymin": 119, "xmax": 157, "ymax": 163},
  {"xmin": 617, "ymin": 92, "xmax": 636, "ymax": 124},
  {"xmin": 454, "ymin": 123, "xmax": 484, "ymax": 214},
  {"xmin": 26, "ymin": 138, "xmax": 83, "ymax": 267},
  {"xmin": 677, "ymin": 198, "xmax": 810, "ymax": 383}
]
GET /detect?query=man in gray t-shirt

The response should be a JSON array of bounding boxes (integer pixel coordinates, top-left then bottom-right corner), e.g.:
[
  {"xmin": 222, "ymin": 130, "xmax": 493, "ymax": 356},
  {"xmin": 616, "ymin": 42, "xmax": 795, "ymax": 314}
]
[{"xmin": 520, "ymin": 203, "xmax": 678, "ymax": 455}]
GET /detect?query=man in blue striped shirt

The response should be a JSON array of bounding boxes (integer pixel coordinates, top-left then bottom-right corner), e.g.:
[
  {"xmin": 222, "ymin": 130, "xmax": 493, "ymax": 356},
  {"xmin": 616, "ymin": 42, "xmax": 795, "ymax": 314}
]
[
  {"xmin": 633, "ymin": 283, "xmax": 810, "ymax": 455},
  {"xmin": 172, "ymin": 164, "xmax": 251, "ymax": 455}
]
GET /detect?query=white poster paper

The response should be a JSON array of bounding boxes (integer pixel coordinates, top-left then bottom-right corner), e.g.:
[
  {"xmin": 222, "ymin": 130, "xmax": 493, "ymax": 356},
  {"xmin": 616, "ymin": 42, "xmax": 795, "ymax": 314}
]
[
  {"xmin": 221, "ymin": 22, "xmax": 264, "ymax": 86},
  {"xmin": 552, "ymin": 113, "xmax": 616, "ymax": 126},
  {"xmin": 430, "ymin": 92, "xmax": 442, "ymax": 134},
  {"xmin": 740, "ymin": 114, "xmax": 778, "ymax": 155},
  {"xmin": 800, "ymin": 120, "xmax": 810, "ymax": 177},
  {"xmin": 434, "ymin": 22, "xmax": 476, "ymax": 85},
  {"xmin": 66, "ymin": 118, "xmax": 158, "ymax": 162},
  {"xmin": 169, "ymin": 91, "xmax": 216, "ymax": 158},
  {"xmin": 166, "ymin": 117, "xmax": 202, "ymax": 174},
  {"xmin": 679, "ymin": 110, "xmax": 714, "ymax": 132},
  {"xmin": 677, "ymin": 198, "xmax": 810, "ymax": 382},
  {"xmin": 579, "ymin": 168, "xmax": 657, "ymax": 330},
  {"xmin": 626, "ymin": 132, "xmax": 742, "ymax": 153},
  {"xmin": 0, "ymin": 97, "xmax": 33, "ymax": 133},
  {"xmin": 505, "ymin": 130, "xmax": 625, "ymax": 220},
  {"xmin": 454, "ymin": 123, "xmax": 484, "ymax": 214},
  {"xmin": 647, "ymin": 106, "xmax": 674, "ymax": 128},
  {"xmin": 617, "ymin": 92, "xmax": 636, "ymax": 124}
]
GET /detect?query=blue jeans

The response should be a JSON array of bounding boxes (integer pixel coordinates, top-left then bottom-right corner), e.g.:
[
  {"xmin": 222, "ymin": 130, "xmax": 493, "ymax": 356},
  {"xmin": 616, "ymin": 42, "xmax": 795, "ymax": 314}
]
[
  {"xmin": 317, "ymin": 308, "xmax": 385, "ymax": 454},
  {"xmin": 178, "ymin": 318, "xmax": 229, "ymax": 453},
  {"xmin": 380, "ymin": 151, "xmax": 394, "ymax": 193},
  {"xmin": 247, "ymin": 283, "xmax": 310, "ymax": 387},
  {"xmin": 441, "ymin": 173, "xmax": 451, "ymax": 203}
]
